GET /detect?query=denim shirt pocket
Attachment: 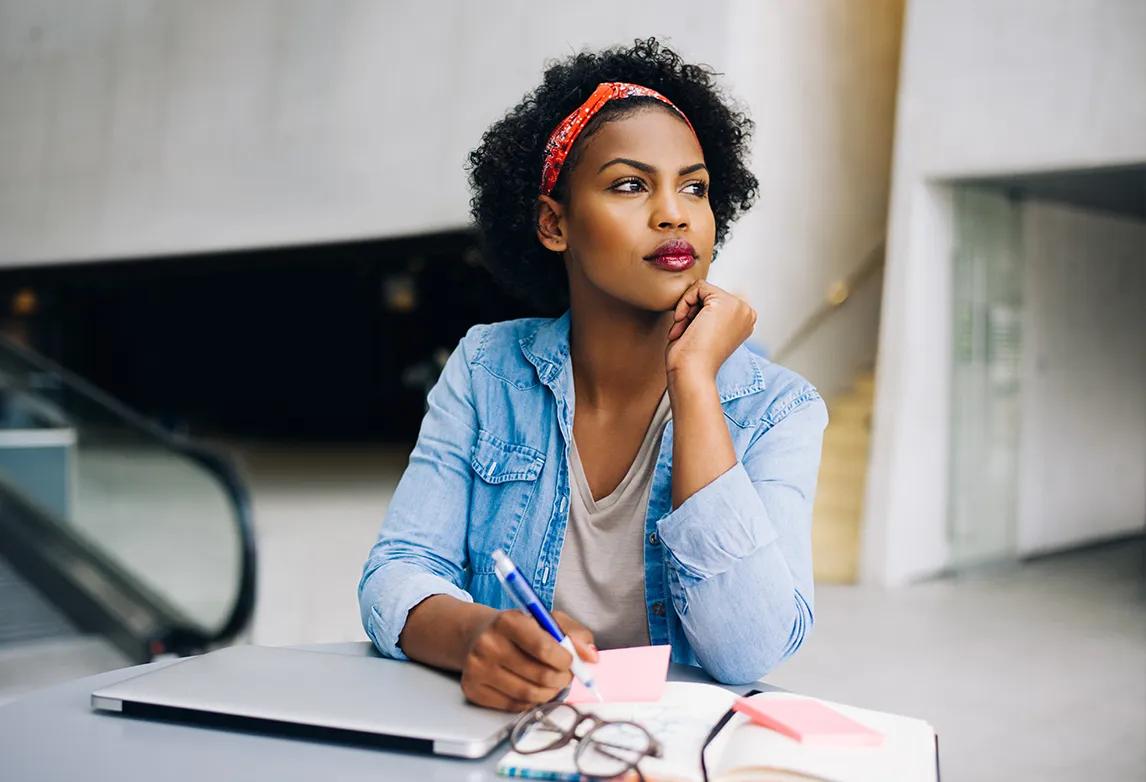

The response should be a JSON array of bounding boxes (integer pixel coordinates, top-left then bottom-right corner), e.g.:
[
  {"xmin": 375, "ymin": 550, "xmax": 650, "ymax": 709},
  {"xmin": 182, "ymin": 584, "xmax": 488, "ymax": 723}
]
[{"xmin": 468, "ymin": 429, "xmax": 545, "ymax": 573}]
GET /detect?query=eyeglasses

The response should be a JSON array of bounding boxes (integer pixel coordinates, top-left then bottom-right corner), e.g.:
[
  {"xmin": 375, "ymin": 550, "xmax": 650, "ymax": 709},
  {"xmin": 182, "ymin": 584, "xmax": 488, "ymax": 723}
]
[
  {"xmin": 509, "ymin": 701, "xmax": 663, "ymax": 781},
  {"xmin": 510, "ymin": 688, "xmax": 764, "ymax": 782}
]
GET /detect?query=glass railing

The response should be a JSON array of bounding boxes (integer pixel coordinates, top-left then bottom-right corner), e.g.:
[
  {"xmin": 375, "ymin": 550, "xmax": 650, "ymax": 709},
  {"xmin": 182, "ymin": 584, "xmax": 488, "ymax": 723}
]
[{"xmin": 0, "ymin": 334, "xmax": 256, "ymax": 659}]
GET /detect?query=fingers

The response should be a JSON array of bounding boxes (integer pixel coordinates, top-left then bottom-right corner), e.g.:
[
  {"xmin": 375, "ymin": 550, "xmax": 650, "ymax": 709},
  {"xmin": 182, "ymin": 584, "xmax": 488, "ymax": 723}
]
[
  {"xmin": 486, "ymin": 660, "xmax": 564, "ymax": 706},
  {"xmin": 460, "ymin": 610, "xmax": 601, "ymax": 712},
  {"xmin": 465, "ymin": 680, "xmax": 536, "ymax": 713},
  {"xmin": 673, "ymin": 280, "xmax": 703, "ymax": 321},
  {"xmin": 668, "ymin": 280, "xmax": 759, "ymax": 345},
  {"xmin": 671, "ymin": 279, "xmax": 719, "ymax": 332},
  {"xmin": 497, "ymin": 611, "xmax": 573, "ymax": 670},
  {"xmin": 461, "ymin": 612, "xmax": 577, "ymax": 711},
  {"xmin": 501, "ymin": 641, "xmax": 575, "ymax": 690},
  {"xmin": 669, "ymin": 279, "xmax": 701, "ymax": 341},
  {"xmin": 669, "ymin": 300, "xmax": 701, "ymax": 341},
  {"xmin": 553, "ymin": 610, "xmax": 599, "ymax": 663},
  {"xmin": 668, "ymin": 301, "xmax": 702, "ymax": 342},
  {"xmin": 567, "ymin": 635, "xmax": 599, "ymax": 664}
]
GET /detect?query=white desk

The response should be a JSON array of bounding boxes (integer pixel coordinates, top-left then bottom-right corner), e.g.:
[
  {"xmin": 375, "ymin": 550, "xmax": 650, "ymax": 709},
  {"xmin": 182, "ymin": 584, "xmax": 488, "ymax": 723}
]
[{"xmin": 0, "ymin": 641, "xmax": 777, "ymax": 781}]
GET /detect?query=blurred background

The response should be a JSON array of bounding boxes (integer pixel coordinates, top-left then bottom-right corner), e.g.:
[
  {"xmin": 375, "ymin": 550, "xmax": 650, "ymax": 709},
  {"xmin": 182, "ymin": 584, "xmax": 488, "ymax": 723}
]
[{"xmin": 0, "ymin": 1, "xmax": 1142, "ymax": 779}]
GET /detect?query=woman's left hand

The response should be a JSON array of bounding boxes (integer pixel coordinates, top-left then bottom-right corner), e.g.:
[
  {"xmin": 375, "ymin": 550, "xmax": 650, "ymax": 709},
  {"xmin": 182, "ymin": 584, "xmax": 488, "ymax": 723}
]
[{"xmin": 665, "ymin": 280, "xmax": 757, "ymax": 380}]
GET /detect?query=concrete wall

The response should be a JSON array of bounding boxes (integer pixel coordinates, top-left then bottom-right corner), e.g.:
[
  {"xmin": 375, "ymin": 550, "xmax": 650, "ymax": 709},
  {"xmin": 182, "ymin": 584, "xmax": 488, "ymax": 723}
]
[
  {"xmin": 1016, "ymin": 201, "xmax": 1146, "ymax": 554},
  {"xmin": 0, "ymin": 0, "xmax": 731, "ymax": 264},
  {"xmin": 864, "ymin": 0, "xmax": 1146, "ymax": 584},
  {"xmin": 0, "ymin": 0, "xmax": 904, "ymax": 398},
  {"xmin": 715, "ymin": 0, "xmax": 902, "ymax": 396}
]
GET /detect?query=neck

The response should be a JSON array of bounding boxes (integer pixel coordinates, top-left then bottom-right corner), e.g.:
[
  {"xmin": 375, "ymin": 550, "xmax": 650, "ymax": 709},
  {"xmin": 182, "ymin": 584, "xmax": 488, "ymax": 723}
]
[{"xmin": 567, "ymin": 292, "xmax": 674, "ymax": 411}]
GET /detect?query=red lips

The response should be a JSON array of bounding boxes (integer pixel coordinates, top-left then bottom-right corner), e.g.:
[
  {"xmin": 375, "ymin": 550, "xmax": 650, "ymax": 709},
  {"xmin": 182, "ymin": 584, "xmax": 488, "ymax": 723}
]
[
  {"xmin": 645, "ymin": 239, "xmax": 697, "ymax": 271},
  {"xmin": 644, "ymin": 239, "xmax": 697, "ymax": 260}
]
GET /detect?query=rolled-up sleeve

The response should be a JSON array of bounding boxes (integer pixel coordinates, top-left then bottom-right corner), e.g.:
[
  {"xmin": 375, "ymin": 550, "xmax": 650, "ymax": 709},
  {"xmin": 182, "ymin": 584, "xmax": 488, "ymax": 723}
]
[
  {"xmin": 357, "ymin": 328, "xmax": 482, "ymax": 659},
  {"xmin": 656, "ymin": 391, "xmax": 828, "ymax": 683}
]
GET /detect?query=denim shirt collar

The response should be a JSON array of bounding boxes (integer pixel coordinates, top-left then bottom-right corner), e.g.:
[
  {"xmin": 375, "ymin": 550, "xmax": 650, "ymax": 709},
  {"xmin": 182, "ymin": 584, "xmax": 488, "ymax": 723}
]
[{"xmin": 518, "ymin": 309, "xmax": 767, "ymax": 405}]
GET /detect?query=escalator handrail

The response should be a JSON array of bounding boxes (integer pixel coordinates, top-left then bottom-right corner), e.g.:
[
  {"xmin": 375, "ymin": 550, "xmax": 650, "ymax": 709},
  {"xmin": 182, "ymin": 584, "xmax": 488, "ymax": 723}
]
[
  {"xmin": 175, "ymin": 442, "xmax": 257, "ymax": 647},
  {"xmin": 0, "ymin": 333, "xmax": 257, "ymax": 651}
]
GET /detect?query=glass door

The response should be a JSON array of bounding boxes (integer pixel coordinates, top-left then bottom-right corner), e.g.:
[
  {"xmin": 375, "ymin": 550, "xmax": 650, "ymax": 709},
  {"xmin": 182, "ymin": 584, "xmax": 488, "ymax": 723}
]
[{"xmin": 949, "ymin": 187, "xmax": 1023, "ymax": 568}]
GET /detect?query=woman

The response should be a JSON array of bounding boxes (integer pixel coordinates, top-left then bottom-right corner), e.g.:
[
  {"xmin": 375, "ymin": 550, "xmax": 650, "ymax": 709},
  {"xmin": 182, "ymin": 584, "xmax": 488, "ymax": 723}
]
[{"xmin": 358, "ymin": 37, "xmax": 827, "ymax": 712}]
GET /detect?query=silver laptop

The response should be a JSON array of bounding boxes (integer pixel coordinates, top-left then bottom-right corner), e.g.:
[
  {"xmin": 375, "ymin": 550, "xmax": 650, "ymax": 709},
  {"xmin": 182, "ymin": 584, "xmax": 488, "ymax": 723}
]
[{"xmin": 91, "ymin": 644, "xmax": 517, "ymax": 758}]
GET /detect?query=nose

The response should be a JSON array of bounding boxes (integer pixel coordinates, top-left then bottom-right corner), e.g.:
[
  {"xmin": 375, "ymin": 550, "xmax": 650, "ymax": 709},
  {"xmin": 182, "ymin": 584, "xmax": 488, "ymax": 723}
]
[{"xmin": 650, "ymin": 188, "xmax": 689, "ymax": 231}]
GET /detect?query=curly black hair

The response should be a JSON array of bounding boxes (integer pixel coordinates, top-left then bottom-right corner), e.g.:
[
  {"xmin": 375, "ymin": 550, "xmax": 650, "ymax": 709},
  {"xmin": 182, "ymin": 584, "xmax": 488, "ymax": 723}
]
[{"xmin": 466, "ymin": 36, "xmax": 759, "ymax": 314}]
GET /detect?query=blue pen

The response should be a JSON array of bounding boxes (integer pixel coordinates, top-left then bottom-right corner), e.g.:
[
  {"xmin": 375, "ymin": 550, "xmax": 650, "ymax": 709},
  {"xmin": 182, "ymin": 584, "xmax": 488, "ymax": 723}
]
[{"xmin": 492, "ymin": 549, "xmax": 603, "ymax": 702}]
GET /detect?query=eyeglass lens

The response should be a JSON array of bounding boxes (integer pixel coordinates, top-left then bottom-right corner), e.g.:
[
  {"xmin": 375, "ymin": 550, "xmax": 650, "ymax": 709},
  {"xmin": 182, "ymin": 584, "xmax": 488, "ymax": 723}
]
[
  {"xmin": 511, "ymin": 703, "xmax": 582, "ymax": 753},
  {"xmin": 575, "ymin": 721, "xmax": 653, "ymax": 778}
]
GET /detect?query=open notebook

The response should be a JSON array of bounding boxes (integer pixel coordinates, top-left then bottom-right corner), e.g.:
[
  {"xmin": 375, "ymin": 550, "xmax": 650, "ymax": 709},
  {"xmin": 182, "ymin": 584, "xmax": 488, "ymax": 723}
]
[{"xmin": 497, "ymin": 682, "xmax": 937, "ymax": 782}]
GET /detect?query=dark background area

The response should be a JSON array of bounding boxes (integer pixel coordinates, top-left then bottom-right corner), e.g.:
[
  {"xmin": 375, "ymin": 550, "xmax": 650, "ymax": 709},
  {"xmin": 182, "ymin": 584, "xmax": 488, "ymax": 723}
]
[{"xmin": 0, "ymin": 230, "xmax": 538, "ymax": 441}]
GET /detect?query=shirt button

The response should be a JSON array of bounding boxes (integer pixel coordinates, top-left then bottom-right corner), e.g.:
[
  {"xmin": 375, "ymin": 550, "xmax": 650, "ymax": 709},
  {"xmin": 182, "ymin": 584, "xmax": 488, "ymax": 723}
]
[
  {"xmin": 648, "ymin": 532, "xmax": 659, "ymax": 546},
  {"xmin": 651, "ymin": 601, "xmax": 665, "ymax": 617}
]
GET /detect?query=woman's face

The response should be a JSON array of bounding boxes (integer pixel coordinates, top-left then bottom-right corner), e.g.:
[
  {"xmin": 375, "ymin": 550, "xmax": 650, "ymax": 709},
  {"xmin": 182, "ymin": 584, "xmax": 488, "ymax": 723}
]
[{"xmin": 539, "ymin": 106, "xmax": 716, "ymax": 313}]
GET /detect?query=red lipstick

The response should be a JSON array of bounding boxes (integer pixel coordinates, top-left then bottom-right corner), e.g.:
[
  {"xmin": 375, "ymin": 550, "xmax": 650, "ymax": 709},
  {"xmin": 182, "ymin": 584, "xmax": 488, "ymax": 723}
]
[{"xmin": 644, "ymin": 239, "xmax": 697, "ymax": 272}]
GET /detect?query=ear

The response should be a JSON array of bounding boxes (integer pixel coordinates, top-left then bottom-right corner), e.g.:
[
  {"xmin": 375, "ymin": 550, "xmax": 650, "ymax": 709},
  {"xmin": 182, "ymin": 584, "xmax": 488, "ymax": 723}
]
[{"xmin": 535, "ymin": 195, "xmax": 567, "ymax": 253}]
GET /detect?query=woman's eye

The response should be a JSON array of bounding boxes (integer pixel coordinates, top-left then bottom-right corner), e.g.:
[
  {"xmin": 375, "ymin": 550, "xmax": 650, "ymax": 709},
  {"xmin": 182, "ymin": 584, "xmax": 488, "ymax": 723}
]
[
  {"xmin": 611, "ymin": 178, "xmax": 708, "ymax": 195},
  {"xmin": 612, "ymin": 178, "xmax": 645, "ymax": 193}
]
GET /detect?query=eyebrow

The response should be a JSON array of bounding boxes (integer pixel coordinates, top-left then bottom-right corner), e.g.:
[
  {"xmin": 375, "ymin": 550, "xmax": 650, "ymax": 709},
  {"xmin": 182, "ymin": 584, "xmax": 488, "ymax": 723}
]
[{"xmin": 597, "ymin": 158, "xmax": 708, "ymax": 176}]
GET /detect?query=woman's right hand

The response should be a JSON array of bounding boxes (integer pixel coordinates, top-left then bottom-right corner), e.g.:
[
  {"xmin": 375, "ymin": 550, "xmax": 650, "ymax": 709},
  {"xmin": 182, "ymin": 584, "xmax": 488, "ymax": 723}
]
[{"xmin": 460, "ymin": 609, "xmax": 598, "ymax": 711}]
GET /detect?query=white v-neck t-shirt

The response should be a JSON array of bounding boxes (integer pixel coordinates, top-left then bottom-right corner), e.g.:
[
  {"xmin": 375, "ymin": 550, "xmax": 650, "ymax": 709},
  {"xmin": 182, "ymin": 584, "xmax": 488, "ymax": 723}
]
[{"xmin": 552, "ymin": 390, "xmax": 671, "ymax": 650}]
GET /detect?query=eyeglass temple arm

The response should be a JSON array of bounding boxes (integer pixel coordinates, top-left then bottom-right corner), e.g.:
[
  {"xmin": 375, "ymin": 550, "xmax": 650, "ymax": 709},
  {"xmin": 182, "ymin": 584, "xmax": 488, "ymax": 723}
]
[{"xmin": 700, "ymin": 689, "xmax": 764, "ymax": 782}]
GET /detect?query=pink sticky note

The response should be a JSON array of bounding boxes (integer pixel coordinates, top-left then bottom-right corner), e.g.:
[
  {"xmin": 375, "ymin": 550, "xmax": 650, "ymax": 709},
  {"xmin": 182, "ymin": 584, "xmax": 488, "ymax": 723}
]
[
  {"xmin": 733, "ymin": 695, "xmax": 884, "ymax": 747},
  {"xmin": 565, "ymin": 645, "xmax": 672, "ymax": 704}
]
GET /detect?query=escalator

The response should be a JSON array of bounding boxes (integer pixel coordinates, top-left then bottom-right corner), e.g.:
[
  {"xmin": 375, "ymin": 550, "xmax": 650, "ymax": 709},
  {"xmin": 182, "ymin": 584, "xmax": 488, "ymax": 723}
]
[{"xmin": 0, "ymin": 334, "xmax": 256, "ymax": 694}]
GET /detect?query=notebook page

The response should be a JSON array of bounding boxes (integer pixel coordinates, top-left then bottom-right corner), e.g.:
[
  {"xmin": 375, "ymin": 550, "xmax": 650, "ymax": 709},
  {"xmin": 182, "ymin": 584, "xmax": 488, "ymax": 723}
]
[
  {"xmin": 498, "ymin": 682, "xmax": 737, "ymax": 782},
  {"xmin": 715, "ymin": 694, "xmax": 936, "ymax": 782}
]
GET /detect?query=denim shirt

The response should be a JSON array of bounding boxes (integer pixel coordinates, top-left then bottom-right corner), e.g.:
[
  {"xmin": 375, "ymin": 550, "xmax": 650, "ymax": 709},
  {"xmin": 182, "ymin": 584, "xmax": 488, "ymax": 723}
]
[{"xmin": 358, "ymin": 311, "xmax": 828, "ymax": 684}]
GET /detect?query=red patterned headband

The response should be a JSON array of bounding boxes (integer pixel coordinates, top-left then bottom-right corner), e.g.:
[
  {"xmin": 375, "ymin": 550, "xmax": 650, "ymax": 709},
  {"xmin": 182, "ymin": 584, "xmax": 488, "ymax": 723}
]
[{"xmin": 539, "ymin": 81, "xmax": 697, "ymax": 196}]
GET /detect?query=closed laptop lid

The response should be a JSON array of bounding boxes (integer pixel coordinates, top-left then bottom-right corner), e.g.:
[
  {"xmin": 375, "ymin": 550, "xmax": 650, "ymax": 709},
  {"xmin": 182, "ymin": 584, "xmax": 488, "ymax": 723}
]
[{"xmin": 91, "ymin": 644, "xmax": 516, "ymax": 758}]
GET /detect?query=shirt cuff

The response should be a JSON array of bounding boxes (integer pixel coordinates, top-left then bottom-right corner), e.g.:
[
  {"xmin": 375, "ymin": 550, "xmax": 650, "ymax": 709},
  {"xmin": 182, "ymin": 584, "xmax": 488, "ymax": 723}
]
[
  {"xmin": 655, "ymin": 461, "xmax": 778, "ymax": 584},
  {"xmin": 362, "ymin": 564, "xmax": 474, "ymax": 659}
]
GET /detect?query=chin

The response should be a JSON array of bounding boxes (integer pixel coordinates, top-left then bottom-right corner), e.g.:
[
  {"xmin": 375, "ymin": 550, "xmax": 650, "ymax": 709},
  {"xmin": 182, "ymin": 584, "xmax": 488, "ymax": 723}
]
[
  {"xmin": 589, "ymin": 265, "xmax": 705, "ymax": 312},
  {"xmin": 628, "ymin": 279, "xmax": 696, "ymax": 313},
  {"xmin": 658, "ymin": 272, "xmax": 703, "ymax": 306}
]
